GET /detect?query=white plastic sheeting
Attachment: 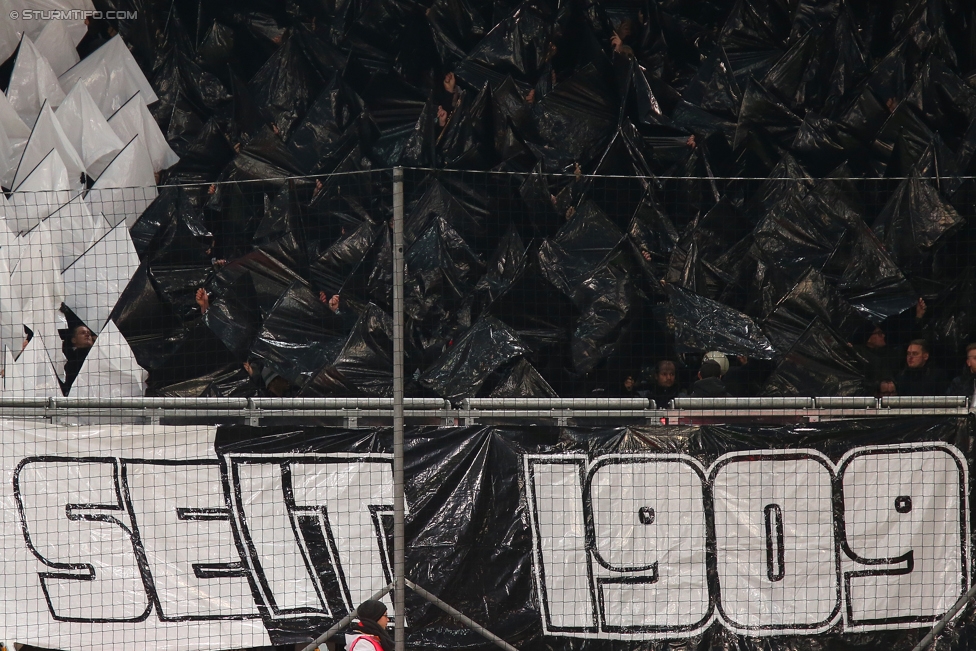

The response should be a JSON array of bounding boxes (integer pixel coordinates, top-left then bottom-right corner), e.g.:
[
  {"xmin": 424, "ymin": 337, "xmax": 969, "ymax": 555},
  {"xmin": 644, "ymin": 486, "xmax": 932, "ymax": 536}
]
[
  {"xmin": 0, "ymin": 91, "xmax": 30, "ymax": 188},
  {"xmin": 68, "ymin": 319, "xmax": 147, "ymax": 397},
  {"xmin": 3, "ymin": 333, "xmax": 60, "ymax": 397},
  {"xmin": 62, "ymin": 221, "xmax": 138, "ymax": 335},
  {"xmin": 55, "ymin": 82, "xmax": 124, "ymax": 178},
  {"xmin": 5, "ymin": 35, "xmax": 66, "ymax": 126},
  {"xmin": 58, "ymin": 35, "xmax": 158, "ymax": 118},
  {"xmin": 86, "ymin": 135, "xmax": 157, "ymax": 228},
  {"xmin": 0, "ymin": 16, "xmax": 166, "ymax": 398},
  {"xmin": 13, "ymin": 101, "xmax": 86, "ymax": 192},
  {"xmin": 108, "ymin": 93, "xmax": 180, "ymax": 173},
  {"xmin": 33, "ymin": 19, "xmax": 81, "ymax": 77},
  {"xmin": 0, "ymin": 247, "xmax": 22, "ymax": 356},
  {"xmin": 8, "ymin": 148, "xmax": 74, "ymax": 234},
  {"xmin": 45, "ymin": 194, "xmax": 107, "ymax": 271}
]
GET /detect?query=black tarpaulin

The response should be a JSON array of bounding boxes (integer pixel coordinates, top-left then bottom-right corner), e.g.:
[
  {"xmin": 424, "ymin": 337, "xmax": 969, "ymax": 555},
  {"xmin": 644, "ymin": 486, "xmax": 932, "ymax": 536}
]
[
  {"xmin": 761, "ymin": 267, "xmax": 868, "ymax": 353},
  {"xmin": 419, "ymin": 315, "xmax": 530, "ymax": 401},
  {"xmin": 538, "ymin": 199, "xmax": 625, "ymax": 305},
  {"xmin": 249, "ymin": 280, "xmax": 349, "ymax": 389},
  {"xmin": 667, "ymin": 283, "xmax": 776, "ymax": 359},
  {"xmin": 762, "ymin": 318, "xmax": 868, "ymax": 396},
  {"xmin": 872, "ymin": 175, "xmax": 965, "ymax": 291}
]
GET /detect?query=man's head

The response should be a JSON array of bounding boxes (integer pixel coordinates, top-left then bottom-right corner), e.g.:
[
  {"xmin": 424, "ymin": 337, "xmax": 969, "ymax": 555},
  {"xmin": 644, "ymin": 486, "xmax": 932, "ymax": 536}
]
[
  {"xmin": 623, "ymin": 375, "xmax": 635, "ymax": 391},
  {"xmin": 906, "ymin": 339, "xmax": 930, "ymax": 369},
  {"xmin": 965, "ymin": 343, "xmax": 976, "ymax": 374},
  {"xmin": 654, "ymin": 360, "xmax": 676, "ymax": 388},
  {"xmin": 70, "ymin": 325, "xmax": 95, "ymax": 350},
  {"xmin": 877, "ymin": 379, "xmax": 897, "ymax": 397},
  {"xmin": 866, "ymin": 326, "xmax": 886, "ymax": 350},
  {"xmin": 698, "ymin": 360, "xmax": 722, "ymax": 380}
]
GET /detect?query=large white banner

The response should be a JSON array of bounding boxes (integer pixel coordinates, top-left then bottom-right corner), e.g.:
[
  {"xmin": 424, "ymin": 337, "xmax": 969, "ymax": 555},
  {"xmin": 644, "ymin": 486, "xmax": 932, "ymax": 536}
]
[
  {"xmin": 0, "ymin": 420, "xmax": 396, "ymax": 651},
  {"xmin": 525, "ymin": 444, "xmax": 971, "ymax": 640}
]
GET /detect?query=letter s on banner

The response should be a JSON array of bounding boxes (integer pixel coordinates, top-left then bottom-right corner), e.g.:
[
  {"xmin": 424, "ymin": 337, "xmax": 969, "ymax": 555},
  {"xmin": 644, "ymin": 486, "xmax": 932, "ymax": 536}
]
[
  {"xmin": 839, "ymin": 443, "xmax": 969, "ymax": 630},
  {"xmin": 14, "ymin": 458, "xmax": 150, "ymax": 622}
]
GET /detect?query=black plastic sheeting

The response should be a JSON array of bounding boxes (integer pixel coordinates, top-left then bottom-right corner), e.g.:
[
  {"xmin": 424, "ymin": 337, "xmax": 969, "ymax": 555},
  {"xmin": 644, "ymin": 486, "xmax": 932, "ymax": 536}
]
[
  {"xmin": 214, "ymin": 417, "xmax": 976, "ymax": 650},
  {"xmin": 67, "ymin": 0, "xmax": 976, "ymax": 398}
]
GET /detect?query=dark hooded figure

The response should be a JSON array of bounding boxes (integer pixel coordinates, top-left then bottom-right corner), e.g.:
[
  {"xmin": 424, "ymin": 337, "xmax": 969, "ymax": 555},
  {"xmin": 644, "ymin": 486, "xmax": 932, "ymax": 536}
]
[
  {"xmin": 346, "ymin": 600, "xmax": 394, "ymax": 651},
  {"xmin": 690, "ymin": 360, "xmax": 730, "ymax": 397}
]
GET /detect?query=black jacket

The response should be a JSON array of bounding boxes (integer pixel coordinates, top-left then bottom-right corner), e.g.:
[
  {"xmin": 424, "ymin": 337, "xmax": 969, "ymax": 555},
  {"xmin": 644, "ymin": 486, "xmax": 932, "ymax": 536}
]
[
  {"xmin": 690, "ymin": 377, "xmax": 730, "ymax": 398},
  {"xmin": 946, "ymin": 372, "xmax": 976, "ymax": 397},
  {"xmin": 894, "ymin": 365, "xmax": 945, "ymax": 396}
]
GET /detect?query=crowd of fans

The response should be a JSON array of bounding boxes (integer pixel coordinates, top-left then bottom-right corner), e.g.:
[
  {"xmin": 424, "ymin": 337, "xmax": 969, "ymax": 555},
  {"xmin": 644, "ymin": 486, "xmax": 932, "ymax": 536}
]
[{"xmin": 618, "ymin": 337, "xmax": 976, "ymax": 406}]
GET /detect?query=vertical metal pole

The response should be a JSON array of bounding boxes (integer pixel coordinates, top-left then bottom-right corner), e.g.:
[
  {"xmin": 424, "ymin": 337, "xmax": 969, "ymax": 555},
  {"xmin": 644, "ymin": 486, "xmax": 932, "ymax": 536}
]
[{"xmin": 392, "ymin": 167, "xmax": 406, "ymax": 651}]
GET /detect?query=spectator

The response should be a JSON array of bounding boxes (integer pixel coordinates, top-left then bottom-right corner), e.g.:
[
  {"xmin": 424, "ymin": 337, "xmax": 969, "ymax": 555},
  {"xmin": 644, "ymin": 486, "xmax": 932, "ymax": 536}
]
[
  {"xmin": 894, "ymin": 339, "xmax": 944, "ymax": 396},
  {"xmin": 617, "ymin": 374, "xmax": 645, "ymax": 398},
  {"xmin": 63, "ymin": 325, "xmax": 97, "ymax": 392},
  {"xmin": 646, "ymin": 360, "xmax": 681, "ymax": 408},
  {"xmin": 853, "ymin": 325, "xmax": 901, "ymax": 382},
  {"xmin": 690, "ymin": 360, "xmax": 730, "ymax": 397},
  {"xmin": 703, "ymin": 351, "xmax": 729, "ymax": 376},
  {"xmin": 946, "ymin": 343, "xmax": 976, "ymax": 398},
  {"xmin": 723, "ymin": 356, "xmax": 772, "ymax": 397},
  {"xmin": 876, "ymin": 378, "xmax": 897, "ymax": 398}
]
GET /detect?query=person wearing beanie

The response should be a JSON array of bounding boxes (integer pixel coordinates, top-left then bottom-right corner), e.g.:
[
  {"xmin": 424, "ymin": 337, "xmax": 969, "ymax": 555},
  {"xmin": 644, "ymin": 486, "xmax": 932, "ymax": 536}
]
[
  {"xmin": 690, "ymin": 360, "xmax": 730, "ymax": 397},
  {"xmin": 345, "ymin": 600, "xmax": 395, "ymax": 651}
]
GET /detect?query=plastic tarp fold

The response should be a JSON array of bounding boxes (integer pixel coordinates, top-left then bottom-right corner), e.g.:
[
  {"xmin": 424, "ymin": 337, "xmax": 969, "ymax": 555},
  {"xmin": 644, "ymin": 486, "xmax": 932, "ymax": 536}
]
[
  {"xmin": 107, "ymin": 93, "xmax": 179, "ymax": 173},
  {"xmin": 304, "ymin": 303, "xmax": 395, "ymax": 397},
  {"xmin": 538, "ymin": 200, "xmax": 625, "ymax": 306},
  {"xmin": 420, "ymin": 315, "xmax": 530, "ymax": 401},
  {"xmin": 85, "ymin": 135, "xmax": 157, "ymax": 228},
  {"xmin": 762, "ymin": 318, "xmax": 868, "ymax": 397},
  {"xmin": 62, "ymin": 221, "xmax": 140, "ymax": 334},
  {"xmin": 667, "ymin": 283, "xmax": 776, "ymax": 359},
  {"xmin": 5, "ymin": 35, "xmax": 66, "ymax": 126},
  {"xmin": 57, "ymin": 35, "xmax": 158, "ymax": 118},
  {"xmin": 68, "ymin": 319, "xmax": 147, "ymax": 397},
  {"xmin": 0, "ymin": 90, "xmax": 30, "ymax": 189},
  {"xmin": 55, "ymin": 82, "xmax": 125, "ymax": 179},
  {"xmin": 8, "ymin": 148, "xmax": 74, "ymax": 234},
  {"xmin": 44, "ymin": 194, "xmax": 107, "ymax": 271},
  {"xmin": 871, "ymin": 175, "xmax": 965, "ymax": 285},
  {"xmin": 33, "ymin": 19, "xmax": 80, "ymax": 77},
  {"xmin": 3, "ymin": 334, "xmax": 60, "ymax": 397},
  {"xmin": 12, "ymin": 101, "xmax": 86, "ymax": 192},
  {"xmin": 249, "ymin": 281, "xmax": 348, "ymax": 390}
]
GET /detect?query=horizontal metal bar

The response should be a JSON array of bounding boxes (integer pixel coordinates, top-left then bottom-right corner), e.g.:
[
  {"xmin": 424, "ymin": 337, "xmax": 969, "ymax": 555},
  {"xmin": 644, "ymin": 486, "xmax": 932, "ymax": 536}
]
[
  {"xmin": 248, "ymin": 397, "xmax": 450, "ymax": 409},
  {"xmin": 461, "ymin": 398, "xmax": 649, "ymax": 409},
  {"xmin": 814, "ymin": 397, "xmax": 878, "ymax": 409},
  {"xmin": 671, "ymin": 397, "xmax": 816, "ymax": 409},
  {"xmin": 881, "ymin": 396, "xmax": 967, "ymax": 408}
]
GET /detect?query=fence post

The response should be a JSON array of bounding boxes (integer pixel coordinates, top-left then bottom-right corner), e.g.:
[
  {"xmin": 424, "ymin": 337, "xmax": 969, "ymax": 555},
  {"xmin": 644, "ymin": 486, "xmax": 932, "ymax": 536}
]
[{"xmin": 392, "ymin": 167, "xmax": 406, "ymax": 651}]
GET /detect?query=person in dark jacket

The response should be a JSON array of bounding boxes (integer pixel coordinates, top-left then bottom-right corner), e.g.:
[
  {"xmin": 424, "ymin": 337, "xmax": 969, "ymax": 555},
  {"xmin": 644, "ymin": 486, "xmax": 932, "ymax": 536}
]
[
  {"xmin": 946, "ymin": 343, "xmax": 976, "ymax": 397},
  {"xmin": 690, "ymin": 360, "xmax": 730, "ymax": 397},
  {"xmin": 852, "ymin": 325, "xmax": 902, "ymax": 383},
  {"xmin": 894, "ymin": 339, "xmax": 945, "ymax": 396},
  {"xmin": 645, "ymin": 359, "xmax": 682, "ymax": 407}
]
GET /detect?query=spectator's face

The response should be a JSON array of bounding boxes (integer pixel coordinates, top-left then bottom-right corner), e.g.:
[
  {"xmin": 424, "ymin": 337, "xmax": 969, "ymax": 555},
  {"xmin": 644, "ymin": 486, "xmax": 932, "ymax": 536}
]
[
  {"xmin": 966, "ymin": 350, "xmax": 976, "ymax": 374},
  {"xmin": 655, "ymin": 365, "xmax": 675, "ymax": 388},
  {"xmin": 867, "ymin": 328, "xmax": 886, "ymax": 349},
  {"xmin": 906, "ymin": 344, "xmax": 928, "ymax": 369},
  {"xmin": 879, "ymin": 381, "xmax": 896, "ymax": 396},
  {"xmin": 623, "ymin": 376, "xmax": 635, "ymax": 390},
  {"xmin": 71, "ymin": 327, "xmax": 95, "ymax": 349}
]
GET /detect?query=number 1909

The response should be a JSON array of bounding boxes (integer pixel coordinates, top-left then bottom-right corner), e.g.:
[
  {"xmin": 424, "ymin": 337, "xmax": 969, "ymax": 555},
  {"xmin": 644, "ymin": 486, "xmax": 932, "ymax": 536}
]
[{"xmin": 525, "ymin": 443, "xmax": 969, "ymax": 640}]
